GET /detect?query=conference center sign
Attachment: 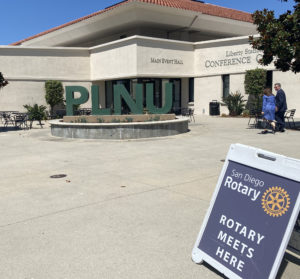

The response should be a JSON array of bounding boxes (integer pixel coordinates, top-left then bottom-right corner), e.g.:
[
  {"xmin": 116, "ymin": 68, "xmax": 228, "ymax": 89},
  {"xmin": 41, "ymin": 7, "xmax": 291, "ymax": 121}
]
[
  {"xmin": 204, "ymin": 47, "xmax": 263, "ymax": 69},
  {"xmin": 192, "ymin": 144, "xmax": 300, "ymax": 279}
]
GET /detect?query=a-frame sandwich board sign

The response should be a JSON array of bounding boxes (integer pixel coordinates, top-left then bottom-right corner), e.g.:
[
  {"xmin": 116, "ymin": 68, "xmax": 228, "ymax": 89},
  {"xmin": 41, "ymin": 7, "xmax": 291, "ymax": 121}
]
[{"xmin": 192, "ymin": 144, "xmax": 300, "ymax": 279}]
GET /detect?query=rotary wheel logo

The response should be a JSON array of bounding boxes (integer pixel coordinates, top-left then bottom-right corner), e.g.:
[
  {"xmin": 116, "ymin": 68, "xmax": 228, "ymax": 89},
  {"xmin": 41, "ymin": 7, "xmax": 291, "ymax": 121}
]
[{"xmin": 261, "ymin": 187, "xmax": 290, "ymax": 217}]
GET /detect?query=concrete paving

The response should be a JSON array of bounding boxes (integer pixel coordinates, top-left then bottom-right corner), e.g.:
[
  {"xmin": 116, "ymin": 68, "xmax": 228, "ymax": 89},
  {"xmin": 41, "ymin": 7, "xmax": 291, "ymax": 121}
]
[{"xmin": 0, "ymin": 116, "xmax": 299, "ymax": 279}]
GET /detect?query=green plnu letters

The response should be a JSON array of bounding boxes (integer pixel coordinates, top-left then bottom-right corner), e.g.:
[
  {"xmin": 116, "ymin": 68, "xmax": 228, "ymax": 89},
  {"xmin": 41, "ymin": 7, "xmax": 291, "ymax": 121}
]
[{"xmin": 66, "ymin": 83, "xmax": 173, "ymax": 116}]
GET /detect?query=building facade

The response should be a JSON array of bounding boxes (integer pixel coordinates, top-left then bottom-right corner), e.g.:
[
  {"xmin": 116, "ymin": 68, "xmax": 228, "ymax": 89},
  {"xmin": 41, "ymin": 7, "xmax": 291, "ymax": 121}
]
[{"xmin": 0, "ymin": 0, "xmax": 299, "ymax": 116}]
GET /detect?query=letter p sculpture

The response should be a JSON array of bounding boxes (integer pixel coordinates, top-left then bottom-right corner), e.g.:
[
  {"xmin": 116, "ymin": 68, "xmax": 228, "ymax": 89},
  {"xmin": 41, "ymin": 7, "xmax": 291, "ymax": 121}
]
[{"xmin": 66, "ymin": 86, "xmax": 89, "ymax": 116}]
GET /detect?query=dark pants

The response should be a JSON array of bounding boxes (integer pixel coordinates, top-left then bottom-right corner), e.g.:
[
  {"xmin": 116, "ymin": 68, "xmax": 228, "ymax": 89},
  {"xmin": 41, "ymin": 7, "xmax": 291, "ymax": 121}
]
[{"xmin": 275, "ymin": 111, "xmax": 285, "ymax": 131}]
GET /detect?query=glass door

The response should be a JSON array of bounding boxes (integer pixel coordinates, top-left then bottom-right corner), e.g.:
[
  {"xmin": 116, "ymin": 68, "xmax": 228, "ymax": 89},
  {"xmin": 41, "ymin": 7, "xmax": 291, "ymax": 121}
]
[{"xmin": 170, "ymin": 79, "xmax": 181, "ymax": 115}]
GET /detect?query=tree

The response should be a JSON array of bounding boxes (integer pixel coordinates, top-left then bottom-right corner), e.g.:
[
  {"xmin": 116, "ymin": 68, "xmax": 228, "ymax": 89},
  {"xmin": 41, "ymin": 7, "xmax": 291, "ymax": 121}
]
[
  {"xmin": 249, "ymin": 0, "xmax": 300, "ymax": 73},
  {"xmin": 45, "ymin": 80, "xmax": 64, "ymax": 115},
  {"xmin": 0, "ymin": 72, "xmax": 9, "ymax": 89},
  {"xmin": 244, "ymin": 69, "xmax": 267, "ymax": 111}
]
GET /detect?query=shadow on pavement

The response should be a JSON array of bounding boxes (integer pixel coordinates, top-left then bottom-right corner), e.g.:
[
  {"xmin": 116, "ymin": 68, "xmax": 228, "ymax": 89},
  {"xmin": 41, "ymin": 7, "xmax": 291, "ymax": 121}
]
[{"xmin": 0, "ymin": 126, "xmax": 21, "ymax": 132}]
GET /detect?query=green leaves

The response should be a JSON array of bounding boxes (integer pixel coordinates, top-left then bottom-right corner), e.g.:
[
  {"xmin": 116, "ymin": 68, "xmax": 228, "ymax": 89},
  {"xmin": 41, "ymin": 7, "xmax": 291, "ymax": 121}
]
[
  {"xmin": 24, "ymin": 104, "xmax": 47, "ymax": 121},
  {"xmin": 222, "ymin": 91, "xmax": 246, "ymax": 116},
  {"xmin": 249, "ymin": 0, "xmax": 300, "ymax": 73},
  {"xmin": 244, "ymin": 69, "xmax": 267, "ymax": 111},
  {"xmin": 45, "ymin": 80, "xmax": 64, "ymax": 114},
  {"xmin": 244, "ymin": 69, "xmax": 267, "ymax": 96}
]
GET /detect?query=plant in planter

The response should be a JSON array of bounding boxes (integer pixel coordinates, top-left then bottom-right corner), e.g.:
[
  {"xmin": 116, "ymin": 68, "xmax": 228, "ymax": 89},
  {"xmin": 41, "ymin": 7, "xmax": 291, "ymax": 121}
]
[
  {"xmin": 222, "ymin": 91, "xmax": 246, "ymax": 116},
  {"xmin": 24, "ymin": 104, "xmax": 47, "ymax": 128},
  {"xmin": 125, "ymin": 117, "xmax": 133, "ymax": 122}
]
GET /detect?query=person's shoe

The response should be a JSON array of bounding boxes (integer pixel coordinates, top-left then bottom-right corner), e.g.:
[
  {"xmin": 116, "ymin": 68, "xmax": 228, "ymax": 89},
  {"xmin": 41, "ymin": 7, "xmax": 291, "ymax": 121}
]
[
  {"xmin": 280, "ymin": 129, "xmax": 285, "ymax": 132},
  {"xmin": 261, "ymin": 130, "xmax": 268, "ymax": 134}
]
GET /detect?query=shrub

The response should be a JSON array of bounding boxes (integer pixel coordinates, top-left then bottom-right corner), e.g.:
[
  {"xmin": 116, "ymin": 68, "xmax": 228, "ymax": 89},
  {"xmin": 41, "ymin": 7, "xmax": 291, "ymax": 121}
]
[
  {"xmin": 244, "ymin": 69, "xmax": 266, "ymax": 111},
  {"xmin": 45, "ymin": 80, "xmax": 64, "ymax": 115},
  {"xmin": 222, "ymin": 91, "xmax": 246, "ymax": 116},
  {"xmin": 24, "ymin": 104, "xmax": 47, "ymax": 121},
  {"xmin": 74, "ymin": 117, "xmax": 87, "ymax": 123}
]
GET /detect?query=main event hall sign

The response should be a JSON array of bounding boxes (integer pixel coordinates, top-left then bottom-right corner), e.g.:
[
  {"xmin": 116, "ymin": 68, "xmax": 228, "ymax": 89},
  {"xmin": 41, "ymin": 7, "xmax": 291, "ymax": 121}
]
[
  {"xmin": 150, "ymin": 57, "xmax": 184, "ymax": 65},
  {"xmin": 192, "ymin": 144, "xmax": 300, "ymax": 279}
]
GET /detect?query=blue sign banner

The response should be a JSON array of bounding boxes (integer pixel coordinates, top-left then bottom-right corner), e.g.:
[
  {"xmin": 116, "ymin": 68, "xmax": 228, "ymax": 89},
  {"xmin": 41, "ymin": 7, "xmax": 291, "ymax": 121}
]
[{"xmin": 193, "ymin": 145, "xmax": 300, "ymax": 279}]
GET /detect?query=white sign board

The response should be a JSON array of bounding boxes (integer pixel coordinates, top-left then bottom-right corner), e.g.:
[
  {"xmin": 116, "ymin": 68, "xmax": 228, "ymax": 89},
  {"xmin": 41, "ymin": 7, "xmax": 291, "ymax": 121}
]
[{"xmin": 192, "ymin": 144, "xmax": 300, "ymax": 279}]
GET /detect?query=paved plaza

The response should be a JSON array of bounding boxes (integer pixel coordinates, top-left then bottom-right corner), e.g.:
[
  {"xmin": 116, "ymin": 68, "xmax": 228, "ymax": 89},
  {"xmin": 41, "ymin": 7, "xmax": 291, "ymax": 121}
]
[{"xmin": 0, "ymin": 116, "xmax": 299, "ymax": 279}]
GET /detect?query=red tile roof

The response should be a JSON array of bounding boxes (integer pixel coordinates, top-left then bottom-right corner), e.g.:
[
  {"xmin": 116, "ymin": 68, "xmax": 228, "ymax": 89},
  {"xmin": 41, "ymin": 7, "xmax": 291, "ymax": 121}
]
[{"xmin": 11, "ymin": 0, "xmax": 253, "ymax": 46}]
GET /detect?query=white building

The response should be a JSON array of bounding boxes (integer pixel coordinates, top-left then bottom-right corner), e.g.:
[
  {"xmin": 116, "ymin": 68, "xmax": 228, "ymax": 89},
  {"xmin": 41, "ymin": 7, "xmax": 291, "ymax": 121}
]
[{"xmin": 0, "ymin": 0, "xmax": 299, "ymax": 116}]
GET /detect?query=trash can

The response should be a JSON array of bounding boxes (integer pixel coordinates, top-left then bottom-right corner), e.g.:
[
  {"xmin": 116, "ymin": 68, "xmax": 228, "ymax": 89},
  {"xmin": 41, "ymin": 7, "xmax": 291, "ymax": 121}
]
[{"xmin": 209, "ymin": 100, "xmax": 220, "ymax": 116}]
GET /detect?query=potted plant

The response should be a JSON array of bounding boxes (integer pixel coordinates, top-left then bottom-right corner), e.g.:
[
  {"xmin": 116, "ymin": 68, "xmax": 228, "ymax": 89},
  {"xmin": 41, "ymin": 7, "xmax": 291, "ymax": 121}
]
[
  {"xmin": 24, "ymin": 104, "xmax": 47, "ymax": 128},
  {"xmin": 222, "ymin": 91, "xmax": 246, "ymax": 116}
]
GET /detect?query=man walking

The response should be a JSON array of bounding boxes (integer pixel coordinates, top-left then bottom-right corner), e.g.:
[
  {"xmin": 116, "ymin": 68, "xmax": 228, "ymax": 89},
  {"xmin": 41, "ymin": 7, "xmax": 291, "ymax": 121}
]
[{"xmin": 274, "ymin": 83, "xmax": 287, "ymax": 132}]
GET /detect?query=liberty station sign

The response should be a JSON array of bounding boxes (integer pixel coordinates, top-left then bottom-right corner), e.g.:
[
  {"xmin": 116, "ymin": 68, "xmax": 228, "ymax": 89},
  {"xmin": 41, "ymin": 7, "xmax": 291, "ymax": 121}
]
[{"xmin": 205, "ymin": 48, "xmax": 262, "ymax": 68}]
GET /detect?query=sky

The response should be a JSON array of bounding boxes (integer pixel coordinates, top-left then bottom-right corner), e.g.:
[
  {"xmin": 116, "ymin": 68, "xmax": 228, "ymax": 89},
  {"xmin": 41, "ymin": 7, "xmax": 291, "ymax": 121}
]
[{"xmin": 0, "ymin": 0, "xmax": 297, "ymax": 45}]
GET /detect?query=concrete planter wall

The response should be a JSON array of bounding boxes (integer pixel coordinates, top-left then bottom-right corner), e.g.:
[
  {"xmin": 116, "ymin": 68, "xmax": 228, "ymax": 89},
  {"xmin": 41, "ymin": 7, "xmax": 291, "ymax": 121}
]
[
  {"xmin": 50, "ymin": 118, "xmax": 189, "ymax": 139},
  {"xmin": 63, "ymin": 114, "xmax": 175, "ymax": 123}
]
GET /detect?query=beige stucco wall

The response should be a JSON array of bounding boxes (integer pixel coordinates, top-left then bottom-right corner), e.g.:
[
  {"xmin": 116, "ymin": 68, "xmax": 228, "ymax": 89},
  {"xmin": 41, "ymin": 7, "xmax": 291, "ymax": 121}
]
[
  {"xmin": 194, "ymin": 39, "xmax": 300, "ymax": 117},
  {"xmin": 90, "ymin": 36, "xmax": 194, "ymax": 80},
  {"xmin": 194, "ymin": 76, "xmax": 223, "ymax": 116},
  {"xmin": 90, "ymin": 39, "xmax": 137, "ymax": 80},
  {"xmin": 136, "ymin": 37, "xmax": 194, "ymax": 78},
  {"xmin": 0, "ymin": 46, "xmax": 91, "ymax": 111},
  {"xmin": 194, "ymin": 42, "xmax": 273, "ymax": 77},
  {"xmin": 230, "ymin": 74, "xmax": 246, "ymax": 96},
  {"xmin": 273, "ymin": 71, "xmax": 300, "ymax": 117},
  {"xmin": 0, "ymin": 47, "xmax": 90, "ymax": 81},
  {"xmin": 92, "ymin": 81, "xmax": 106, "ymax": 109},
  {"xmin": 0, "ymin": 81, "xmax": 92, "ymax": 112},
  {"xmin": 194, "ymin": 70, "xmax": 300, "ymax": 117},
  {"xmin": 0, "ymin": 81, "xmax": 45, "ymax": 112}
]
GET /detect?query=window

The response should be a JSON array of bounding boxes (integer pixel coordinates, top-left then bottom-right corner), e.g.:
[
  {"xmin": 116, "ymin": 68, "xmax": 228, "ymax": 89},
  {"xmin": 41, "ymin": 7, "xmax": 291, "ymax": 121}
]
[
  {"xmin": 105, "ymin": 79, "xmax": 130, "ymax": 112},
  {"xmin": 222, "ymin": 75, "xmax": 230, "ymax": 99},
  {"xmin": 189, "ymin": 78, "xmax": 194, "ymax": 102},
  {"xmin": 266, "ymin": 71, "xmax": 273, "ymax": 89},
  {"xmin": 105, "ymin": 78, "xmax": 182, "ymax": 114}
]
